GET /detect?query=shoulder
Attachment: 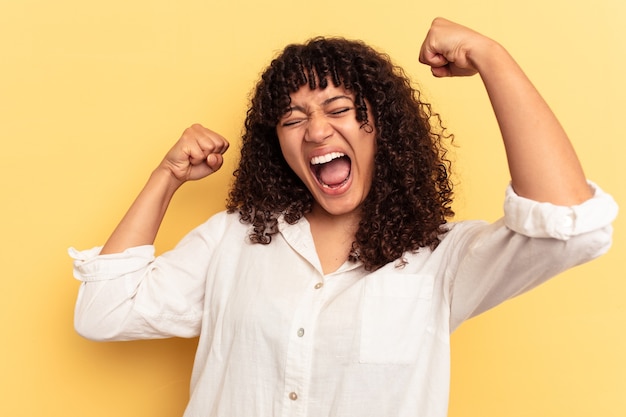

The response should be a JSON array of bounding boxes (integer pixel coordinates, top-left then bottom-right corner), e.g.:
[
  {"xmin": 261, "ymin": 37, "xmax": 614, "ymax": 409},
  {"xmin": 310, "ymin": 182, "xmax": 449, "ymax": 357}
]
[
  {"xmin": 205, "ymin": 210, "xmax": 242, "ymax": 227},
  {"xmin": 189, "ymin": 210, "xmax": 250, "ymax": 244},
  {"xmin": 438, "ymin": 219, "xmax": 491, "ymax": 243}
]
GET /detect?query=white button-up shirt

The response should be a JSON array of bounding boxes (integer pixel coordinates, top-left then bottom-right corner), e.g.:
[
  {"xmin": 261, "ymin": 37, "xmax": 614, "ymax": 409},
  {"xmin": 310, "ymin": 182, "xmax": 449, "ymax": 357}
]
[{"xmin": 71, "ymin": 183, "xmax": 617, "ymax": 417}]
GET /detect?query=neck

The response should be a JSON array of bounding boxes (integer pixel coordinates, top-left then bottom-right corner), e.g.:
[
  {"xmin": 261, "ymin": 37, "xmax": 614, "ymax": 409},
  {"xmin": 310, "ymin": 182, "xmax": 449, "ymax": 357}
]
[
  {"xmin": 306, "ymin": 204, "xmax": 361, "ymax": 236},
  {"xmin": 305, "ymin": 204, "xmax": 362, "ymax": 274}
]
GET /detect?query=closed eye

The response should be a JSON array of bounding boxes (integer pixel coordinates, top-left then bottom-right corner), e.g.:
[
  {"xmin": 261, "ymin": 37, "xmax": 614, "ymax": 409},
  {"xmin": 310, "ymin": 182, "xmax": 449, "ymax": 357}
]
[
  {"xmin": 328, "ymin": 107, "xmax": 353, "ymax": 116},
  {"xmin": 281, "ymin": 118, "xmax": 304, "ymax": 127}
]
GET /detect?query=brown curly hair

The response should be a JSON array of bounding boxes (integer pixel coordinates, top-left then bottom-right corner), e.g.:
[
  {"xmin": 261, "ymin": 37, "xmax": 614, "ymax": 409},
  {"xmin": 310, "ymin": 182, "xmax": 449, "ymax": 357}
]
[{"xmin": 226, "ymin": 36, "xmax": 454, "ymax": 271}]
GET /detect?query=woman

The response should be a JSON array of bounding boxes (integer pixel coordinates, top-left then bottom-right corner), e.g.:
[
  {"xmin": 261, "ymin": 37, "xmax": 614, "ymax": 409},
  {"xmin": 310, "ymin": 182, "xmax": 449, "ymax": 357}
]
[{"xmin": 71, "ymin": 18, "xmax": 617, "ymax": 417}]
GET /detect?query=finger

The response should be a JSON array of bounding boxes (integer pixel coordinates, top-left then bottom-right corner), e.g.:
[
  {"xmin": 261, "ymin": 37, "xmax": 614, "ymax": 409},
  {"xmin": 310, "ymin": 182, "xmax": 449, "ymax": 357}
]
[
  {"xmin": 180, "ymin": 136, "xmax": 210, "ymax": 165},
  {"xmin": 419, "ymin": 46, "xmax": 452, "ymax": 78},
  {"xmin": 187, "ymin": 144, "xmax": 211, "ymax": 165},
  {"xmin": 419, "ymin": 45, "xmax": 449, "ymax": 67},
  {"xmin": 206, "ymin": 153, "xmax": 224, "ymax": 172},
  {"xmin": 186, "ymin": 153, "xmax": 224, "ymax": 181},
  {"xmin": 194, "ymin": 127, "xmax": 230, "ymax": 155},
  {"xmin": 183, "ymin": 125, "xmax": 230, "ymax": 163},
  {"xmin": 431, "ymin": 65, "xmax": 451, "ymax": 78},
  {"xmin": 205, "ymin": 138, "xmax": 229, "ymax": 156}
]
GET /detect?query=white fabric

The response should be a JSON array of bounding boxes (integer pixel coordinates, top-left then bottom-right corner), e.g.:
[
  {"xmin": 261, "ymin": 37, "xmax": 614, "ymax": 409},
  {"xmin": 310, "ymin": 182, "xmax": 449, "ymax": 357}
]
[{"xmin": 71, "ymin": 182, "xmax": 617, "ymax": 417}]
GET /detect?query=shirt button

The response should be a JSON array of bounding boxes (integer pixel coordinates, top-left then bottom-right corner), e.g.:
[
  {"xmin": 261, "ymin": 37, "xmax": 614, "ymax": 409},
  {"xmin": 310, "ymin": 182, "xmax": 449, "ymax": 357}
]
[
  {"xmin": 289, "ymin": 392, "xmax": 298, "ymax": 401},
  {"xmin": 297, "ymin": 328, "xmax": 305, "ymax": 337},
  {"xmin": 314, "ymin": 282, "xmax": 324, "ymax": 289}
]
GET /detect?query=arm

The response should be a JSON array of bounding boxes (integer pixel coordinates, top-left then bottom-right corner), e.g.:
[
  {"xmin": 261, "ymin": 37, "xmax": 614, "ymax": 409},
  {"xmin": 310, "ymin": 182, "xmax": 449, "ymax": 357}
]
[
  {"xmin": 72, "ymin": 124, "xmax": 229, "ymax": 340},
  {"xmin": 101, "ymin": 123, "xmax": 229, "ymax": 254},
  {"xmin": 419, "ymin": 18, "xmax": 592, "ymax": 205}
]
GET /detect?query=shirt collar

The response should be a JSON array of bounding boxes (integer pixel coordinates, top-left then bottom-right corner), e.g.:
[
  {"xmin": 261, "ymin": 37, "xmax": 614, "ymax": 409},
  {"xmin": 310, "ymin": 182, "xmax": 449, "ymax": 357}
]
[{"xmin": 277, "ymin": 214, "xmax": 363, "ymax": 276}]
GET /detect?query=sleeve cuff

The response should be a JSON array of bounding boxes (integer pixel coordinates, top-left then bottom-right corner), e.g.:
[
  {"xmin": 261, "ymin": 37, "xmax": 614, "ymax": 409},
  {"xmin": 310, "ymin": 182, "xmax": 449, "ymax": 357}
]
[
  {"xmin": 68, "ymin": 245, "xmax": 156, "ymax": 282},
  {"xmin": 503, "ymin": 181, "xmax": 618, "ymax": 240}
]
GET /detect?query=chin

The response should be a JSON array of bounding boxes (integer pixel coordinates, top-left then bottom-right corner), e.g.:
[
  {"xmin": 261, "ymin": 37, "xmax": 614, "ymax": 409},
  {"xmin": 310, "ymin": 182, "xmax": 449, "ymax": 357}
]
[{"xmin": 315, "ymin": 196, "xmax": 364, "ymax": 217}]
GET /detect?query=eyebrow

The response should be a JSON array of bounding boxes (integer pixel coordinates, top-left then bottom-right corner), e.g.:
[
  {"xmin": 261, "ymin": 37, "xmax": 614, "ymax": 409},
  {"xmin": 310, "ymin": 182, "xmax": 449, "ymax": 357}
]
[{"xmin": 286, "ymin": 95, "xmax": 354, "ymax": 114}]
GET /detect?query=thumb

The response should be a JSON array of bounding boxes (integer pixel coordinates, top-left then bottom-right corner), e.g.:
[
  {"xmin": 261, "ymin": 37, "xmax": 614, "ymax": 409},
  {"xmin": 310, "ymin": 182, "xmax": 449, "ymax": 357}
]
[
  {"xmin": 206, "ymin": 153, "xmax": 224, "ymax": 173},
  {"xmin": 420, "ymin": 48, "xmax": 452, "ymax": 77},
  {"xmin": 422, "ymin": 50, "xmax": 449, "ymax": 67}
]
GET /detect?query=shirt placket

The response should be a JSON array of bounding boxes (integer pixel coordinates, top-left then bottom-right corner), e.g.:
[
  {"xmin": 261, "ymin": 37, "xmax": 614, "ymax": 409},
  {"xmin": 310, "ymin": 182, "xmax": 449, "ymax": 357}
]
[{"xmin": 280, "ymin": 275, "xmax": 327, "ymax": 417}]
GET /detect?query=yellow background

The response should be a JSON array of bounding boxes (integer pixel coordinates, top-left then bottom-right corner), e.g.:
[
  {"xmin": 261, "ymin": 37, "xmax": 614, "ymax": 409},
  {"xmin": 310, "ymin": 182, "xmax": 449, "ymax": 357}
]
[{"xmin": 1, "ymin": 0, "xmax": 624, "ymax": 416}]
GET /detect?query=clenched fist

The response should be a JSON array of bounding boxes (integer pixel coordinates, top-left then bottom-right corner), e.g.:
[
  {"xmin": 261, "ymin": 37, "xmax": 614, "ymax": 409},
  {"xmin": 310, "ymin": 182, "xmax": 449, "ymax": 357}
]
[{"xmin": 160, "ymin": 124, "xmax": 230, "ymax": 183}]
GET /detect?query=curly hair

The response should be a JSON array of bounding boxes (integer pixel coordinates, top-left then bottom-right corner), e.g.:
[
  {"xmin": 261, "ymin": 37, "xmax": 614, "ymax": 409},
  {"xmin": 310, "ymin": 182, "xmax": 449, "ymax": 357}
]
[{"xmin": 226, "ymin": 36, "xmax": 454, "ymax": 271}]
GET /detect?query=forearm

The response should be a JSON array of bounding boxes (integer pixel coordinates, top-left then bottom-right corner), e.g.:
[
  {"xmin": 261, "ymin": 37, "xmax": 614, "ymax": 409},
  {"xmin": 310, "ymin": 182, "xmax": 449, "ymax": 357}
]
[
  {"xmin": 471, "ymin": 41, "xmax": 592, "ymax": 205},
  {"xmin": 99, "ymin": 124, "xmax": 229, "ymax": 254},
  {"xmin": 101, "ymin": 167, "xmax": 182, "ymax": 254}
]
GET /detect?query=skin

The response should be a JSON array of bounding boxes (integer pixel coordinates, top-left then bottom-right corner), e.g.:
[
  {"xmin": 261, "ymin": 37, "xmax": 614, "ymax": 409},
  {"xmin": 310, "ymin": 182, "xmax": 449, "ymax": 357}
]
[
  {"xmin": 100, "ymin": 124, "xmax": 229, "ymax": 254},
  {"xmin": 419, "ymin": 18, "xmax": 592, "ymax": 205},
  {"xmin": 275, "ymin": 86, "xmax": 377, "ymax": 272},
  {"xmin": 100, "ymin": 18, "xmax": 592, "ymax": 272}
]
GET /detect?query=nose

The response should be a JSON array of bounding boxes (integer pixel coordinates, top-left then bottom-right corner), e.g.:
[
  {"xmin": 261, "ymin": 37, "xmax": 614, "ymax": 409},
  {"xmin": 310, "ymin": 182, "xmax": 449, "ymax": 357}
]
[{"xmin": 304, "ymin": 113, "xmax": 333, "ymax": 143}]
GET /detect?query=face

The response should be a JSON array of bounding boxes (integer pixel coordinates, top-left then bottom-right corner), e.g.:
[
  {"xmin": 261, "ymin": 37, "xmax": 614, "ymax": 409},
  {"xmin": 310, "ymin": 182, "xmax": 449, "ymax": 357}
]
[{"xmin": 276, "ymin": 84, "xmax": 376, "ymax": 219}]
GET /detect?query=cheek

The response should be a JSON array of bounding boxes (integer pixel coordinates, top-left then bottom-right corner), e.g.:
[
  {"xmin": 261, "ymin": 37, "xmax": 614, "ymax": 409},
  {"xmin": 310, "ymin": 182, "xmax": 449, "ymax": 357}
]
[
  {"xmin": 359, "ymin": 136, "xmax": 377, "ymax": 172},
  {"xmin": 278, "ymin": 140, "xmax": 304, "ymax": 175}
]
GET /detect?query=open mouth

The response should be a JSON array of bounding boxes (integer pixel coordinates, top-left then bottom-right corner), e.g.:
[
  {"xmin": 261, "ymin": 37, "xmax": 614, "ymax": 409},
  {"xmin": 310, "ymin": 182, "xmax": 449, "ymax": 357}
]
[{"xmin": 310, "ymin": 152, "xmax": 352, "ymax": 189}]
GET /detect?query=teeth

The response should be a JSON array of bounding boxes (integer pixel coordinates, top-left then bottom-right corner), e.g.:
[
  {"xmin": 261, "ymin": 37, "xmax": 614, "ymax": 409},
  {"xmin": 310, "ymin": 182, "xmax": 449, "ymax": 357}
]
[{"xmin": 310, "ymin": 152, "xmax": 345, "ymax": 165}]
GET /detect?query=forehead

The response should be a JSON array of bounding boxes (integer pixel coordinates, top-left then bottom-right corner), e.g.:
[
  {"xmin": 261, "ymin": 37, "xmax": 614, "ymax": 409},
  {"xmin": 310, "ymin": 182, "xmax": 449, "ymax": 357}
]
[{"xmin": 288, "ymin": 84, "xmax": 354, "ymax": 107}]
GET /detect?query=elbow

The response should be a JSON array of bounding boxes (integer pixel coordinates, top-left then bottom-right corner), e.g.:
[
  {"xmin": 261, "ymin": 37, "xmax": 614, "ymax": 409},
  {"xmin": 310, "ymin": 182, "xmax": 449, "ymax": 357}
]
[
  {"xmin": 74, "ymin": 308, "xmax": 127, "ymax": 342},
  {"xmin": 585, "ymin": 225, "xmax": 614, "ymax": 260},
  {"xmin": 565, "ymin": 225, "xmax": 614, "ymax": 269},
  {"xmin": 74, "ymin": 319, "xmax": 107, "ymax": 342},
  {"xmin": 73, "ymin": 291, "xmax": 137, "ymax": 341},
  {"xmin": 73, "ymin": 279, "xmax": 142, "ymax": 341}
]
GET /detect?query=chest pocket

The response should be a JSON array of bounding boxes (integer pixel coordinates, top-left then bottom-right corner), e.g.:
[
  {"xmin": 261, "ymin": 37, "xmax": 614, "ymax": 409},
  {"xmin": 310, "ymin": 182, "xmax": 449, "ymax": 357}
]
[{"xmin": 359, "ymin": 274, "xmax": 434, "ymax": 364}]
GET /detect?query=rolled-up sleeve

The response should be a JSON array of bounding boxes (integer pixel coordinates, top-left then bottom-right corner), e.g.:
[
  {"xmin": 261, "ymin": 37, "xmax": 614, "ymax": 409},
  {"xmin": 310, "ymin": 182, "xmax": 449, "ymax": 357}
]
[
  {"xmin": 70, "ymin": 246, "xmax": 158, "ymax": 340},
  {"xmin": 70, "ymin": 215, "xmax": 225, "ymax": 341},
  {"xmin": 503, "ymin": 181, "xmax": 618, "ymax": 240},
  {"xmin": 71, "ymin": 245, "xmax": 155, "ymax": 282},
  {"xmin": 449, "ymin": 181, "xmax": 618, "ymax": 331}
]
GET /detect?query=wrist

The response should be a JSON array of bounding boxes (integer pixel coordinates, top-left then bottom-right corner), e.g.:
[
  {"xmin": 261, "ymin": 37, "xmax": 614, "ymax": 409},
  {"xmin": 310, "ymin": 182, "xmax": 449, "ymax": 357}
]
[
  {"xmin": 467, "ymin": 38, "xmax": 511, "ymax": 74},
  {"xmin": 149, "ymin": 165, "xmax": 185, "ymax": 196}
]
